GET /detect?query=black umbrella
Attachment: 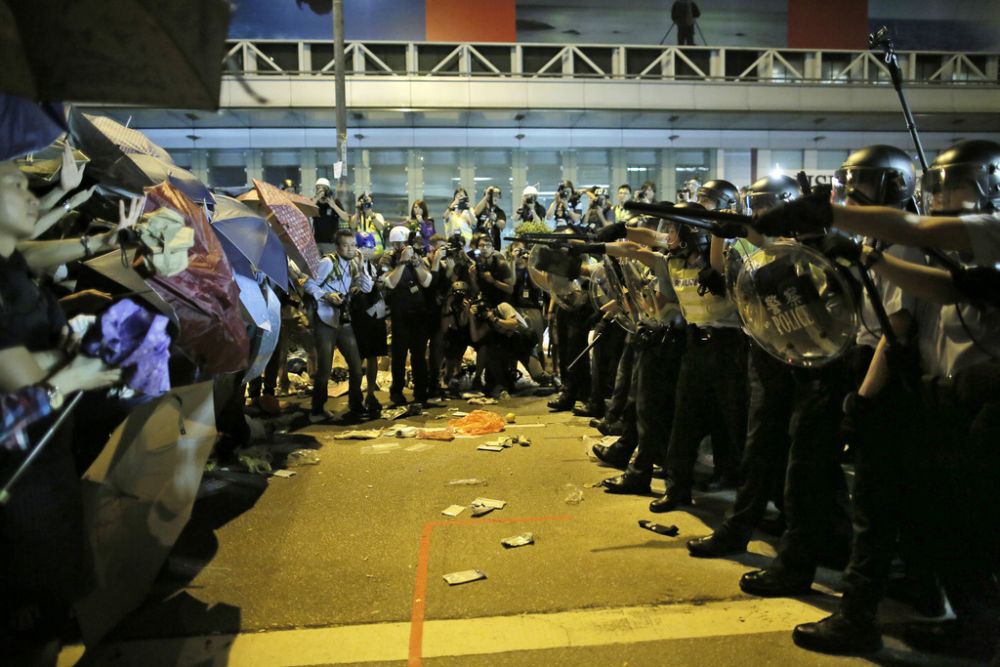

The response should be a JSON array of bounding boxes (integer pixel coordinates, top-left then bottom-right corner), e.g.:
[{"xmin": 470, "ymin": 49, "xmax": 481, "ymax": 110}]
[
  {"xmin": 0, "ymin": 0, "xmax": 231, "ymax": 110},
  {"xmin": 68, "ymin": 109, "xmax": 173, "ymax": 182}
]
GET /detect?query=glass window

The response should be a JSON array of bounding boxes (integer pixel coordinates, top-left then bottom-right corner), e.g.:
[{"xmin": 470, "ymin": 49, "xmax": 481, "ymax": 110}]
[
  {"xmin": 473, "ymin": 149, "xmax": 513, "ymax": 211},
  {"xmin": 421, "ymin": 149, "xmax": 460, "ymax": 221},
  {"xmin": 771, "ymin": 149, "xmax": 804, "ymax": 172},
  {"xmin": 724, "ymin": 150, "xmax": 753, "ymax": 189},
  {"xmin": 263, "ymin": 166, "xmax": 302, "ymax": 192},
  {"xmin": 675, "ymin": 149, "xmax": 710, "ymax": 202},
  {"xmin": 171, "ymin": 151, "xmax": 193, "ymax": 170},
  {"xmin": 369, "ymin": 149, "xmax": 409, "ymax": 220},
  {"xmin": 624, "ymin": 149, "xmax": 658, "ymax": 193},
  {"xmin": 818, "ymin": 150, "xmax": 849, "ymax": 171},
  {"xmin": 576, "ymin": 149, "xmax": 611, "ymax": 191},
  {"xmin": 525, "ymin": 150, "xmax": 564, "ymax": 214},
  {"xmin": 208, "ymin": 151, "xmax": 247, "ymax": 190}
]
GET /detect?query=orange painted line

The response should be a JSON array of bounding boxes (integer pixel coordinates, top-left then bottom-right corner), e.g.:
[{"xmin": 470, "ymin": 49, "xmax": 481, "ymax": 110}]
[{"xmin": 407, "ymin": 514, "xmax": 573, "ymax": 667}]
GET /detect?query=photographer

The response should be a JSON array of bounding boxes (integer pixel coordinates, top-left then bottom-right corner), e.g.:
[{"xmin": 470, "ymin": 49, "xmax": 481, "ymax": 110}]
[
  {"xmin": 508, "ymin": 239, "xmax": 552, "ymax": 385},
  {"xmin": 473, "ymin": 186, "xmax": 507, "ymax": 249},
  {"xmin": 303, "ymin": 229, "xmax": 370, "ymax": 423},
  {"xmin": 468, "ymin": 233, "xmax": 513, "ymax": 307},
  {"xmin": 513, "ymin": 186, "xmax": 546, "ymax": 229},
  {"xmin": 440, "ymin": 281, "xmax": 472, "ymax": 396},
  {"xmin": 350, "ymin": 231, "xmax": 389, "ymax": 419},
  {"xmin": 468, "ymin": 295, "xmax": 528, "ymax": 396},
  {"xmin": 443, "ymin": 187, "xmax": 475, "ymax": 248},
  {"xmin": 581, "ymin": 187, "xmax": 613, "ymax": 233},
  {"xmin": 406, "ymin": 200, "xmax": 436, "ymax": 255},
  {"xmin": 425, "ymin": 235, "xmax": 452, "ymax": 398},
  {"xmin": 349, "ymin": 192, "xmax": 386, "ymax": 252},
  {"xmin": 312, "ymin": 177, "xmax": 350, "ymax": 254},
  {"xmin": 548, "ymin": 180, "xmax": 582, "ymax": 229},
  {"xmin": 613, "ymin": 184, "xmax": 634, "ymax": 224},
  {"xmin": 381, "ymin": 225, "xmax": 433, "ymax": 406}
]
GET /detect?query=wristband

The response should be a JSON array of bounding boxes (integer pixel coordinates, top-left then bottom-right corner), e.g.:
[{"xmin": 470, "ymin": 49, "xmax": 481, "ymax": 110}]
[{"xmin": 80, "ymin": 234, "xmax": 93, "ymax": 259}]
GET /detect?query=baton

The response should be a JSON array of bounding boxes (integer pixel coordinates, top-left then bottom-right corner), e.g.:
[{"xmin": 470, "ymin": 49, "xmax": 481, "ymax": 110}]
[
  {"xmin": 566, "ymin": 331, "xmax": 603, "ymax": 372},
  {"xmin": 625, "ymin": 201, "xmax": 754, "ymax": 224},
  {"xmin": 0, "ymin": 391, "xmax": 83, "ymax": 506}
]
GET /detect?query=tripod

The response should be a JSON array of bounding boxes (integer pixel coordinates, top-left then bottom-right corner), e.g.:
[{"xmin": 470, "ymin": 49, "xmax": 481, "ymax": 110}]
[{"xmin": 658, "ymin": 20, "xmax": 707, "ymax": 45}]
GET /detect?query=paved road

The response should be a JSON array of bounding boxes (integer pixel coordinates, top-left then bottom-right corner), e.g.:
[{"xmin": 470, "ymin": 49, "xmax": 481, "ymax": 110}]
[{"xmin": 60, "ymin": 391, "xmax": 980, "ymax": 666}]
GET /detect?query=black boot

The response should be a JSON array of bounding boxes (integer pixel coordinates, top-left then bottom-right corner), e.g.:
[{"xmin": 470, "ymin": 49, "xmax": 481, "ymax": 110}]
[
  {"xmin": 649, "ymin": 486, "xmax": 692, "ymax": 513},
  {"xmin": 592, "ymin": 443, "xmax": 630, "ymax": 470},
  {"xmin": 601, "ymin": 473, "xmax": 651, "ymax": 495},
  {"xmin": 792, "ymin": 610, "xmax": 882, "ymax": 655},
  {"xmin": 687, "ymin": 531, "xmax": 748, "ymax": 558},
  {"xmin": 739, "ymin": 567, "xmax": 812, "ymax": 597},
  {"xmin": 547, "ymin": 393, "xmax": 575, "ymax": 411}
]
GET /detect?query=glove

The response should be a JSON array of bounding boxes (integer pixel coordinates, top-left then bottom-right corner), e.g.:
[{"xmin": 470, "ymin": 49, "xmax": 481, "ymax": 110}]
[
  {"xmin": 713, "ymin": 222, "xmax": 748, "ymax": 239},
  {"xmin": 819, "ymin": 233, "xmax": 862, "ymax": 264},
  {"xmin": 568, "ymin": 242, "xmax": 606, "ymax": 256},
  {"xmin": 753, "ymin": 194, "xmax": 833, "ymax": 237},
  {"xmin": 839, "ymin": 391, "xmax": 873, "ymax": 448},
  {"xmin": 595, "ymin": 222, "xmax": 627, "ymax": 242},
  {"xmin": 696, "ymin": 266, "xmax": 725, "ymax": 296}
]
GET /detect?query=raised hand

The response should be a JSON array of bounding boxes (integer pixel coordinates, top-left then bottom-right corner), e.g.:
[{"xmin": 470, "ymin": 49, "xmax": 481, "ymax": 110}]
[
  {"xmin": 117, "ymin": 196, "xmax": 147, "ymax": 234},
  {"xmin": 59, "ymin": 143, "xmax": 86, "ymax": 192}
]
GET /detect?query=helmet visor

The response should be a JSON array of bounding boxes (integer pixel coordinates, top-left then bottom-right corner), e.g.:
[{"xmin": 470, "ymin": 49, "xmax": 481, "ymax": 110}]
[
  {"xmin": 832, "ymin": 168, "xmax": 887, "ymax": 206},
  {"xmin": 744, "ymin": 192, "xmax": 786, "ymax": 216},
  {"xmin": 921, "ymin": 163, "xmax": 993, "ymax": 214}
]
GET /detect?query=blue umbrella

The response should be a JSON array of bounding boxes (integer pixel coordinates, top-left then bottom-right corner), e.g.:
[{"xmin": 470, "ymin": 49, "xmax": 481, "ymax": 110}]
[
  {"xmin": 0, "ymin": 92, "xmax": 66, "ymax": 161},
  {"xmin": 211, "ymin": 196, "xmax": 288, "ymax": 290}
]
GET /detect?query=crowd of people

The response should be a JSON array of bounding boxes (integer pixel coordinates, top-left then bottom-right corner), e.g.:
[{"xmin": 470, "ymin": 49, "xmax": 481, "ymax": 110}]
[
  {"xmin": 294, "ymin": 139, "xmax": 1000, "ymax": 661},
  {"xmin": 3, "ymin": 117, "xmax": 1000, "ymax": 664}
]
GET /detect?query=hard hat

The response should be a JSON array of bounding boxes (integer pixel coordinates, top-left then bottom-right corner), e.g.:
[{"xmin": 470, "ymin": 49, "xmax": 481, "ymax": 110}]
[
  {"xmin": 388, "ymin": 225, "xmax": 411, "ymax": 244},
  {"xmin": 315, "ymin": 177, "xmax": 331, "ymax": 188}
]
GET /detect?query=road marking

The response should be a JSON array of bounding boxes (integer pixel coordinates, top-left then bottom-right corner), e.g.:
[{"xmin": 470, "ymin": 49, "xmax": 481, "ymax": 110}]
[
  {"xmin": 58, "ymin": 597, "xmax": 833, "ymax": 667},
  {"xmin": 408, "ymin": 514, "xmax": 574, "ymax": 666}
]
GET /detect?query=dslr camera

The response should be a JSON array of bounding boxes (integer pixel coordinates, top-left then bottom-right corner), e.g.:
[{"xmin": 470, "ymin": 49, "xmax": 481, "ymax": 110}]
[
  {"xmin": 455, "ymin": 194, "xmax": 470, "ymax": 211},
  {"xmin": 358, "ymin": 193, "xmax": 373, "ymax": 211}
]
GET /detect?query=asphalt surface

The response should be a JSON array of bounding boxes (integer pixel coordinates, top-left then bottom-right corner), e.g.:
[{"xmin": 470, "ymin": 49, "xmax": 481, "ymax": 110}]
[{"xmin": 60, "ymin": 388, "xmax": 986, "ymax": 667}]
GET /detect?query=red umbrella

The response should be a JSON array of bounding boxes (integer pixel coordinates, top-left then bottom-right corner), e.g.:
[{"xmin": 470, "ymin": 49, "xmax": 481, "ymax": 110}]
[
  {"xmin": 238, "ymin": 188, "xmax": 319, "ymax": 218},
  {"xmin": 251, "ymin": 179, "xmax": 321, "ymax": 278},
  {"xmin": 143, "ymin": 181, "xmax": 249, "ymax": 374}
]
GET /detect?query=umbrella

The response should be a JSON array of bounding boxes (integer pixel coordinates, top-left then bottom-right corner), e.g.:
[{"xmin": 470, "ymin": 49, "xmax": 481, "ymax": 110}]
[
  {"xmin": 1, "ymin": 0, "xmax": 231, "ymax": 110},
  {"xmin": 142, "ymin": 181, "xmax": 249, "ymax": 375},
  {"xmin": 80, "ymin": 298, "xmax": 173, "ymax": 396},
  {"xmin": 73, "ymin": 380, "xmax": 217, "ymax": 645},
  {"xmin": 107, "ymin": 153, "xmax": 215, "ymax": 207},
  {"xmin": 233, "ymin": 271, "xmax": 270, "ymax": 330},
  {"xmin": 0, "ymin": 92, "xmax": 66, "ymax": 161},
  {"xmin": 252, "ymin": 179, "xmax": 322, "ymax": 278},
  {"xmin": 212, "ymin": 195, "xmax": 289, "ymax": 290},
  {"xmin": 245, "ymin": 283, "xmax": 282, "ymax": 381},
  {"xmin": 67, "ymin": 110, "xmax": 172, "ymax": 181},
  {"xmin": 78, "ymin": 250, "xmax": 177, "ymax": 324},
  {"xmin": 238, "ymin": 188, "xmax": 320, "ymax": 218}
]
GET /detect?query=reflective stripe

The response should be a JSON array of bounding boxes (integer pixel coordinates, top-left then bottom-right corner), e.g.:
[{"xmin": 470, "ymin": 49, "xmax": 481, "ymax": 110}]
[{"xmin": 669, "ymin": 264, "xmax": 735, "ymax": 326}]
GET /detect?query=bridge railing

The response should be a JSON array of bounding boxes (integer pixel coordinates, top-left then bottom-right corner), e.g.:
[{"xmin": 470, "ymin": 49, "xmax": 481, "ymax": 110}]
[{"xmin": 222, "ymin": 39, "xmax": 1000, "ymax": 86}]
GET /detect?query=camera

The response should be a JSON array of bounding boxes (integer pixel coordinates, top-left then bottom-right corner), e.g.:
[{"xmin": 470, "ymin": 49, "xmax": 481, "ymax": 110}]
[
  {"xmin": 455, "ymin": 195, "xmax": 470, "ymax": 211},
  {"xmin": 358, "ymin": 194, "xmax": 373, "ymax": 211},
  {"xmin": 469, "ymin": 296, "xmax": 495, "ymax": 322}
]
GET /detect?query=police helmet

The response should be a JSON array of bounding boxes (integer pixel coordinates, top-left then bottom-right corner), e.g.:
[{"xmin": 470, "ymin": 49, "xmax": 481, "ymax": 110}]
[
  {"xmin": 696, "ymin": 179, "xmax": 740, "ymax": 211},
  {"xmin": 921, "ymin": 139, "xmax": 1000, "ymax": 214},
  {"xmin": 833, "ymin": 145, "xmax": 915, "ymax": 207},
  {"xmin": 744, "ymin": 175, "xmax": 801, "ymax": 216}
]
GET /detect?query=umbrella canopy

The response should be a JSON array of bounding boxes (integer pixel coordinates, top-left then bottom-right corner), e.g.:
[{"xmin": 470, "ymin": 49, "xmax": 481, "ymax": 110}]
[
  {"xmin": 0, "ymin": 0, "xmax": 231, "ymax": 109},
  {"xmin": 78, "ymin": 250, "xmax": 177, "ymax": 324},
  {"xmin": 252, "ymin": 179, "xmax": 322, "ymax": 278},
  {"xmin": 142, "ymin": 181, "xmax": 249, "ymax": 375},
  {"xmin": 245, "ymin": 283, "xmax": 282, "ymax": 381},
  {"xmin": 233, "ymin": 272, "xmax": 269, "ymax": 331},
  {"xmin": 107, "ymin": 153, "xmax": 215, "ymax": 207},
  {"xmin": 74, "ymin": 381, "xmax": 217, "ymax": 645},
  {"xmin": 212, "ymin": 195, "xmax": 288, "ymax": 290},
  {"xmin": 238, "ymin": 188, "xmax": 320, "ymax": 218},
  {"xmin": 67, "ymin": 110, "xmax": 172, "ymax": 181},
  {"xmin": 0, "ymin": 92, "xmax": 66, "ymax": 161}
]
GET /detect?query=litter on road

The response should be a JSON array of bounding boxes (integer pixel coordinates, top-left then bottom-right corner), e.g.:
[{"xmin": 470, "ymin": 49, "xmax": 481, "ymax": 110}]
[
  {"xmin": 441, "ymin": 505, "xmax": 465, "ymax": 517},
  {"xmin": 442, "ymin": 570, "xmax": 487, "ymax": 585},
  {"xmin": 501, "ymin": 533, "xmax": 534, "ymax": 549}
]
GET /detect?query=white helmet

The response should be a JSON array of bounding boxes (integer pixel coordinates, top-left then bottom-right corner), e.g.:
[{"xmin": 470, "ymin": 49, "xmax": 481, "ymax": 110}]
[
  {"xmin": 388, "ymin": 225, "xmax": 411, "ymax": 244},
  {"xmin": 522, "ymin": 185, "xmax": 539, "ymax": 197},
  {"xmin": 315, "ymin": 177, "xmax": 331, "ymax": 188}
]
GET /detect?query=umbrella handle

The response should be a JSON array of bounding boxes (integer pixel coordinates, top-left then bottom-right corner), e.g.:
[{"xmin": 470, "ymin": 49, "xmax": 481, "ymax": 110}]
[{"xmin": 0, "ymin": 392, "xmax": 84, "ymax": 506}]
